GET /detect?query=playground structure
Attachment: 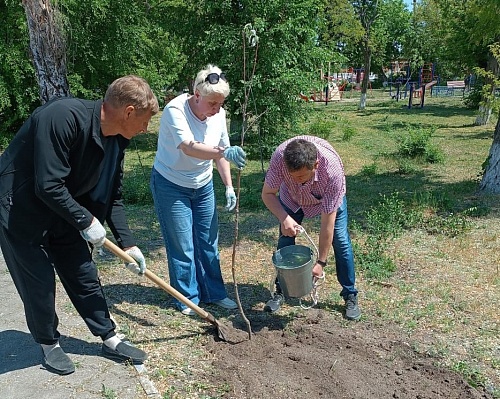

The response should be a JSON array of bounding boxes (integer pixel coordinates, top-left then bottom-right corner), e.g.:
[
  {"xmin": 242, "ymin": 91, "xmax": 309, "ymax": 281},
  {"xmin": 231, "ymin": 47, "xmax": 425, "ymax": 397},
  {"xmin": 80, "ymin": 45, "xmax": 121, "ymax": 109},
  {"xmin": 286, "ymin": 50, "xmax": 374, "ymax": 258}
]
[
  {"xmin": 300, "ymin": 63, "xmax": 343, "ymax": 104},
  {"xmin": 385, "ymin": 60, "xmax": 438, "ymax": 108},
  {"xmin": 299, "ymin": 64, "xmax": 375, "ymax": 104}
]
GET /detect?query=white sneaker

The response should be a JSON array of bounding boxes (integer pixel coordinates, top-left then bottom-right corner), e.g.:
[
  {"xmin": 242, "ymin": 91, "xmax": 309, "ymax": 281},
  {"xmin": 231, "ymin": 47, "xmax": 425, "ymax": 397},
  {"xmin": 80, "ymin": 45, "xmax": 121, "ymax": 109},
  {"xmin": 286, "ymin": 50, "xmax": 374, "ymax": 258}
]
[
  {"xmin": 181, "ymin": 307, "xmax": 195, "ymax": 316},
  {"xmin": 213, "ymin": 297, "xmax": 238, "ymax": 309}
]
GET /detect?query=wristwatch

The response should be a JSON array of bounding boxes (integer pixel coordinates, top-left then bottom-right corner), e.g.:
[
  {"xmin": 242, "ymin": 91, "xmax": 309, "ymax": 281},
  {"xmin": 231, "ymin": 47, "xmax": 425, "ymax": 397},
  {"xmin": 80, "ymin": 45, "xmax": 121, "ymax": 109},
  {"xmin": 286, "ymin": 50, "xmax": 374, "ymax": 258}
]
[{"xmin": 317, "ymin": 259, "xmax": 327, "ymax": 267}]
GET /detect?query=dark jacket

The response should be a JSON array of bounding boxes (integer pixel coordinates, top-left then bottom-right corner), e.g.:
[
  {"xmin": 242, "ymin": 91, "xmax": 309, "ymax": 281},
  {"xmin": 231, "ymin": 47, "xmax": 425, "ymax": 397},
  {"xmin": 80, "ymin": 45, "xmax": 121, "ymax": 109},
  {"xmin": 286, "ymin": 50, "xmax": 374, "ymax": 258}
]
[{"xmin": 0, "ymin": 97, "xmax": 135, "ymax": 248}]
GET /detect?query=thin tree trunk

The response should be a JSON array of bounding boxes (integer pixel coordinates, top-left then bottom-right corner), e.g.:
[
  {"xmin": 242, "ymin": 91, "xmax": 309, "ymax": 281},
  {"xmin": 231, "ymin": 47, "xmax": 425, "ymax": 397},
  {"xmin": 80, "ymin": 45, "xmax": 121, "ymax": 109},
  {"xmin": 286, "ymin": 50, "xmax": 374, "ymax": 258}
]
[
  {"xmin": 358, "ymin": 42, "xmax": 371, "ymax": 110},
  {"xmin": 479, "ymin": 115, "xmax": 500, "ymax": 193},
  {"xmin": 22, "ymin": 0, "xmax": 69, "ymax": 103}
]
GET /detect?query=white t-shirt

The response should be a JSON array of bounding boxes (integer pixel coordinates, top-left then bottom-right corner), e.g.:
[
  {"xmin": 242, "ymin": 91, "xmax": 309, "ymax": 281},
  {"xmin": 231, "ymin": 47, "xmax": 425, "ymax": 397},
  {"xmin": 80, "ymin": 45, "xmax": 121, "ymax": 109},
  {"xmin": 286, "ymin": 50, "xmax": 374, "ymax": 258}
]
[{"xmin": 153, "ymin": 94, "xmax": 230, "ymax": 189}]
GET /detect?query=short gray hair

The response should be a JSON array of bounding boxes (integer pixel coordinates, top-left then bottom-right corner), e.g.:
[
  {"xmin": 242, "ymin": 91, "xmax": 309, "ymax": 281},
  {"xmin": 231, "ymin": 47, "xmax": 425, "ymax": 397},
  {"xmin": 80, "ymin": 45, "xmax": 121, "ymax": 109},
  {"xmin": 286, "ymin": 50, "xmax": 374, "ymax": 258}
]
[
  {"xmin": 105, "ymin": 75, "xmax": 159, "ymax": 115},
  {"xmin": 193, "ymin": 64, "xmax": 230, "ymax": 98}
]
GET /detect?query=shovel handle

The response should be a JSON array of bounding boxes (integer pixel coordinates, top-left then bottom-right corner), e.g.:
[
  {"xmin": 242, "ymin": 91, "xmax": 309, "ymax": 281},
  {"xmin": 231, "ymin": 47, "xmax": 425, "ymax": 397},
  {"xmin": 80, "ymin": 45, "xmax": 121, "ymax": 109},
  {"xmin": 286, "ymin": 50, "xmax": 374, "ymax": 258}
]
[{"xmin": 103, "ymin": 238, "xmax": 210, "ymax": 318}]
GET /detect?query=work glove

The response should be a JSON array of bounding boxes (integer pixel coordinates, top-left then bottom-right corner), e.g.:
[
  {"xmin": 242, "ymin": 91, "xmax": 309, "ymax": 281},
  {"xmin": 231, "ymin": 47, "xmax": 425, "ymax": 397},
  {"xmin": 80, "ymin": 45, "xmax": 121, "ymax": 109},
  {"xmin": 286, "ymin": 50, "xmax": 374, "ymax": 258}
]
[
  {"xmin": 225, "ymin": 186, "xmax": 237, "ymax": 211},
  {"xmin": 124, "ymin": 246, "xmax": 147, "ymax": 276},
  {"xmin": 80, "ymin": 218, "xmax": 106, "ymax": 247},
  {"xmin": 223, "ymin": 146, "xmax": 247, "ymax": 169}
]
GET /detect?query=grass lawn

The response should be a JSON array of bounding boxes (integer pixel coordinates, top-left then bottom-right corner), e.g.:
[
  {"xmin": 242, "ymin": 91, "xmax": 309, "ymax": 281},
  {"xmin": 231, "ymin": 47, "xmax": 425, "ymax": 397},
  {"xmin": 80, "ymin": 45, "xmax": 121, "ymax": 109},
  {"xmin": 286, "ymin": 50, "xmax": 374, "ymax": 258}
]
[{"xmin": 102, "ymin": 90, "xmax": 499, "ymax": 397}]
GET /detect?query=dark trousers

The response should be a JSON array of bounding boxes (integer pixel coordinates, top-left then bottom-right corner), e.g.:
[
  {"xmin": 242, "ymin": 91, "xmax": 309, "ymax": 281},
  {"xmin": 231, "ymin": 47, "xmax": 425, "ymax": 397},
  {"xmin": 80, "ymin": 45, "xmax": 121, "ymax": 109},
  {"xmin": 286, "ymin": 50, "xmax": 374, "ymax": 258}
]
[
  {"xmin": 0, "ymin": 222, "xmax": 115, "ymax": 345},
  {"xmin": 275, "ymin": 196, "xmax": 357, "ymax": 299}
]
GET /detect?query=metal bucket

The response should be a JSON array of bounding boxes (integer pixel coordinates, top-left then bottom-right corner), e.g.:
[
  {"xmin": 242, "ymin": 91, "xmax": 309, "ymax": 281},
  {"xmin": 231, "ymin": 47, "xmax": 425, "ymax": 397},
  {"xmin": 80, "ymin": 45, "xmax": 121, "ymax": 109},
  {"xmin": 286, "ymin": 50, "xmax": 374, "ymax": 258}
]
[{"xmin": 272, "ymin": 244, "xmax": 314, "ymax": 298}]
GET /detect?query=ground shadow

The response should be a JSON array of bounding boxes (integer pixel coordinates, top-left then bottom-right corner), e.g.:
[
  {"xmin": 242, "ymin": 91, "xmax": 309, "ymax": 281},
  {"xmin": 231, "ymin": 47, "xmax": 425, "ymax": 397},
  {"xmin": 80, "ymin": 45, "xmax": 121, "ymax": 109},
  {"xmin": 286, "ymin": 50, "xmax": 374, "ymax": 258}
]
[
  {"xmin": 0, "ymin": 330, "xmax": 102, "ymax": 374},
  {"xmin": 102, "ymin": 281, "xmax": 344, "ymax": 339}
]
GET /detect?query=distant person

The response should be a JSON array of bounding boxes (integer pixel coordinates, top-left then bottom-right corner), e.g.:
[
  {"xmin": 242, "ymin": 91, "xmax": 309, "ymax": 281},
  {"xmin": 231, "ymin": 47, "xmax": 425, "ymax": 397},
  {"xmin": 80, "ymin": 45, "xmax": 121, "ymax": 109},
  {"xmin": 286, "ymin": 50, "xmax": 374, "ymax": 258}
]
[
  {"xmin": 261, "ymin": 135, "xmax": 361, "ymax": 320},
  {"xmin": 150, "ymin": 64, "xmax": 246, "ymax": 315},
  {"xmin": 0, "ymin": 75, "xmax": 159, "ymax": 375}
]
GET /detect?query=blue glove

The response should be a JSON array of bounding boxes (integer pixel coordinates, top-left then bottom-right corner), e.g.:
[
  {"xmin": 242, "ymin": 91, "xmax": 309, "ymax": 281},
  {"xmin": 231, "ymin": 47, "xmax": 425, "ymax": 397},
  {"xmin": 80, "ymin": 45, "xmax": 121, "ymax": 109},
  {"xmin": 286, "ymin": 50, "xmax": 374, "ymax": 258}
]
[
  {"xmin": 124, "ymin": 246, "xmax": 147, "ymax": 276},
  {"xmin": 225, "ymin": 186, "xmax": 237, "ymax": 211},
  {"xmin": 223, "ymin": 146, "xmax": 247, "ymax": 169}
]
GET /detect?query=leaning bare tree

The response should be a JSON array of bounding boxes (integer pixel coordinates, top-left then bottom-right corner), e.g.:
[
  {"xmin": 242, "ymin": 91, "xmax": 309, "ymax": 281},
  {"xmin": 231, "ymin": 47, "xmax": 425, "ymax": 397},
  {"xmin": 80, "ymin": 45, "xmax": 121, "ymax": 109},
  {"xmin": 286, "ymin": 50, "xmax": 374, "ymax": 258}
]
[{"xmin": 22, "ymin": 0, "xmax": 69, "ymax": 103}]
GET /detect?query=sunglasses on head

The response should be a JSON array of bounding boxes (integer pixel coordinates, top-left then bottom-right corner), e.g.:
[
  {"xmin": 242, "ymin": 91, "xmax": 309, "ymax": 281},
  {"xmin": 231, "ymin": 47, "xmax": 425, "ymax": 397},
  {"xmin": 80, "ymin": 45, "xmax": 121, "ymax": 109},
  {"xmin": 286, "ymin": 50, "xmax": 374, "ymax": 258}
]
[{"xmin": 205, "ymin": 72, "xmax": 227, "ymax": 84}]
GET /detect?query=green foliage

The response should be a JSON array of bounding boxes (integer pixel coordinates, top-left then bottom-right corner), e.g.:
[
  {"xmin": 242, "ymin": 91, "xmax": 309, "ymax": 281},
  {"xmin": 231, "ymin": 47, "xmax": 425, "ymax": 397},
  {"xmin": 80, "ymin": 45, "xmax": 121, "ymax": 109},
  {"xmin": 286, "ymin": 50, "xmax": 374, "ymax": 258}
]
[
  {"xmin": 341, "ymin": 122, "xmax": 356, "ymax": 141},
  {"xmin": 241, "ymin": 129, "xmax": 295, "ymax": 162},
  {"xmin": 0, "ymin": 1, "xmax": 39, "ymax": 131},
  {"xmin": 451, "ymin": 361, "xmax": 488, "ymax": 390},
  {"xmin": 308, "ymin": 119, "xmax": 336, "ymax": 140},
  {"xmin": 353, "ymin": 192, "xmax": 422, "ymax": 279},
  {"xmin": 161, "ymin": 0, "xmax": 339, "ymax": 141},
  {"xmin": 122, "ymin": 166, "xmax": 153, "ymax": 205},
  {"xmin": 463, "ymin": 86, "xmax": 483, "ymax": 109},
  {"xmin": 360, "ymin": 163, "xmax": 378, "ymax": 177},
  {"xmin": 101, "ymin": 384, "xmax": 117, "ymax": 399},
  {"xmin": 470, "ymin": 43, "xmax": 500, "ymax": 115},
  {"xmin": 424, "ymin": 143, "xmax": 445, "ymax": 164},
  {"xmin": 365, "ymin": 192, "xmax": 422, "ymax": 237},
  {"xmin": 307, "ymin": 113, "xmax": 356, "ymax": 141},
  {"xmin": 424, "ymin": 212, "xmax": 472, "ymax": 237},
  {"xmin": 59, "ymin": 0, "xmax": 185, "ymax": 99},
  {"xmin": 351, "ymin": 238, "xmax": 396, "ymax": 279},
  {"xmin": 396, "ymin": 126, "xmax": 444, "ymax": 163},
  {"xmin": 396, "ymin": 127, "xmax": 432, "ymax": 157}
]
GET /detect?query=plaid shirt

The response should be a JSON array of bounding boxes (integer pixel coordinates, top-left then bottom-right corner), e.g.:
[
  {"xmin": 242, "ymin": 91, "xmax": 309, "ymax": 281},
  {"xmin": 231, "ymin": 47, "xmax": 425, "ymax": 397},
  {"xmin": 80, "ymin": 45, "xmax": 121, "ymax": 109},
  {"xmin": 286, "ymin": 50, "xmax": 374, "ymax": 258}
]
[{"xmin": 265, "ymin": 135, "xmax": 346, "ymax": 218}]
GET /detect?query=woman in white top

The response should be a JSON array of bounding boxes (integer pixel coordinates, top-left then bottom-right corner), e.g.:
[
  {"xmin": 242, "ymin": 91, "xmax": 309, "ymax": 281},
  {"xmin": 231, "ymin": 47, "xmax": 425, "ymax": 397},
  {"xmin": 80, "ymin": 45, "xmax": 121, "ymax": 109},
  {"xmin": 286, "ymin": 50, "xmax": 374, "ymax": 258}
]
[{"xmin": 151, "ymin": 64, "xmax": 246, "ymax": 315}]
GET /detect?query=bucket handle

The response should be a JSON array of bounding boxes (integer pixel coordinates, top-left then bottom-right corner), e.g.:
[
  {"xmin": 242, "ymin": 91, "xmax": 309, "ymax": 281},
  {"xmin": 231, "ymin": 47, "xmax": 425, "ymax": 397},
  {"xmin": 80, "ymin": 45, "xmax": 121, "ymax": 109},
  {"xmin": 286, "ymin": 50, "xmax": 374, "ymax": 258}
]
[
  {"xmin": 300, "ymin": 272, "xmax": 325, "ymax": 309},
  {"xmin": 295, "ymin": 225, "xmax": 319, "ymax": 259},
  {"xmin": 294, "ymin": 225, "xmax": 326, "ymax": 309}
]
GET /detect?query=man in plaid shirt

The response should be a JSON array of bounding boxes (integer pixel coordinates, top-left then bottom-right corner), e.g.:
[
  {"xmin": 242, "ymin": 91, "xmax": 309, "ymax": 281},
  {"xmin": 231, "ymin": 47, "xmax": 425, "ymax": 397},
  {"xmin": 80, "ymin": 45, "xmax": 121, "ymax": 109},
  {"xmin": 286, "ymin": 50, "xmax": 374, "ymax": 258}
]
[{"xmin": 261, "ymin": 135, "xmax": 361, "ymax": 320}]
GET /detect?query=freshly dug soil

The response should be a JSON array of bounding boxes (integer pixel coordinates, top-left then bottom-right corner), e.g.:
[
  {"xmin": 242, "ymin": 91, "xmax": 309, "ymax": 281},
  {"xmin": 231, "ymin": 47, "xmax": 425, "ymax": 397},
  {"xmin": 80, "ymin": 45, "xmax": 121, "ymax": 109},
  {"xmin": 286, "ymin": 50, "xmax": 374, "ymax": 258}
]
[{"xmin": 204, "ymin": 309, "xmax": 493, "ymax": 399}]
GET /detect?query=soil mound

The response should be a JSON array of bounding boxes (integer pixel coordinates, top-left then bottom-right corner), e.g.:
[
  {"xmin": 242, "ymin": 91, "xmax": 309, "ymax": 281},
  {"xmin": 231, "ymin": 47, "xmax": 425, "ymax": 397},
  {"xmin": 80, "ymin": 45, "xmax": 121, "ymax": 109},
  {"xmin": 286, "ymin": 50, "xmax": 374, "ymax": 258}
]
[{"xmin": 205, "ymin": 310, "xmax": 492, "ymax": 399}]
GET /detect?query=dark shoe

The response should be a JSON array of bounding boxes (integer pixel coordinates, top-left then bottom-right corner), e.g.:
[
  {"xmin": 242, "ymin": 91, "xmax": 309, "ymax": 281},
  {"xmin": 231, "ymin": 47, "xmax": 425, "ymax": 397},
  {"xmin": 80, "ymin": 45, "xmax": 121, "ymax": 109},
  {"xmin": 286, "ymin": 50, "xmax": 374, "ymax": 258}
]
[
  {"xmin": 344, "ymin": 294, "xmax": 361, "ymax": 320},
  {"xmin": 42, "ymin": 347, "xmax": 75, "ymax": 375},
  {"xmin": 212, "ymin": 297, "xmax": 238, "ymax": 309},
  {"xmin": 102, "ymin": 341, "xmax": 147, "ymax": 364},
  {"xmin": 264, "ymin": 293, "xmax": 284, "ymax": 313}
]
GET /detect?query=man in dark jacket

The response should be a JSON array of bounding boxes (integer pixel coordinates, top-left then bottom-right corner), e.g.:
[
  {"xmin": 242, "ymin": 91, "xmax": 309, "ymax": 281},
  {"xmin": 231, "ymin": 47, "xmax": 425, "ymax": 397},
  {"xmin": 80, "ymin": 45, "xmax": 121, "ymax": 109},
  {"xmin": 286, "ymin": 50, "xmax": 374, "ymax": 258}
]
[{"xmin": 0, "ymin": 75, "xmax": 159, "ymax": 375}]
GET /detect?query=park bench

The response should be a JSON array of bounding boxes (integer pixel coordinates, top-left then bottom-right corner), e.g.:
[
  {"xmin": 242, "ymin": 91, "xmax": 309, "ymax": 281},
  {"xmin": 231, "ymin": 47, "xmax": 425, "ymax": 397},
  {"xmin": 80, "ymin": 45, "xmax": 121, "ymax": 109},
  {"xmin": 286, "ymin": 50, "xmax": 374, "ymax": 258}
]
[
  {"xmin": 446, "ymin": 80, "xmax": 466, "ymax": 96},
  {"xmin": 432, "ymin": 80, "xmax": 466, "ymax": 97}
]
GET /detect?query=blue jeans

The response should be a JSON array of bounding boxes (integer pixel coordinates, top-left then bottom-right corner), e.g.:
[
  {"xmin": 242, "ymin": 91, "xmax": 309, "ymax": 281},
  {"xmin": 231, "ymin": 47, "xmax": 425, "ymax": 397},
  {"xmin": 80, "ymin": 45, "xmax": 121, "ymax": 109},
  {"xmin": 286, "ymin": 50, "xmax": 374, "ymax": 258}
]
[
  {"xmin": 277, "ymin": 196, "xmax": 357, "ymax": 299},
  {"xmin": 150, "ymin": 168, "xmax": 227, "ymax": 310}
]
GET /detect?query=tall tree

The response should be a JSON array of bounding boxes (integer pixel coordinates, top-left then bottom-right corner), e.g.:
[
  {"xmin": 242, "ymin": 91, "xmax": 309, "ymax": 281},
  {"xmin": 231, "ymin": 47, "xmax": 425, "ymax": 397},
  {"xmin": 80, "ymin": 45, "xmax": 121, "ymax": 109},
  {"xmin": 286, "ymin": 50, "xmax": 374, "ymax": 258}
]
[
  {"xmin": 352, "ymin": 0, "xmax": 380, "ymax": 110},
  {"xmin": 158, "ymin": 0, "xmax": 337, "ymax": 149},
  {"xmin": 22, "ymin": 0, "xmax": 69, "ymax": 102}
]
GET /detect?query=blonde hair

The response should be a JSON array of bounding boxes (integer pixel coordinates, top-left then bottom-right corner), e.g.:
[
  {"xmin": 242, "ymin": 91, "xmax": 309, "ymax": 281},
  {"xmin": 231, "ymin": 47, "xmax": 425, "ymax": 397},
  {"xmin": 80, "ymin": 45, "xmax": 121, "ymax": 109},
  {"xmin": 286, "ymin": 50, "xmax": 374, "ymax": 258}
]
[
  {"xmin": 193, "ymin": 64, "xmax": 230, "ymax": 98},
  {"xmin": 104, "ymin": 75, "xmax": 159, "ymax": 115}
]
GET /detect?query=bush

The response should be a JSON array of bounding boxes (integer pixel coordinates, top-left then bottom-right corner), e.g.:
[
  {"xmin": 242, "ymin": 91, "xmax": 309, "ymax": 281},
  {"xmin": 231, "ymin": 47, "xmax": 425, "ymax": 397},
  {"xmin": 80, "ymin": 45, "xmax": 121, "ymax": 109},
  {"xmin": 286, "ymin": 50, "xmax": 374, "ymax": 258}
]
[
  {"xmin": 308, "ymin": 119, "xmax": 335, "ymax": 140},
  {"xmin": 397, "ymin": 127, "xmax": 433, "ymax": 158}
]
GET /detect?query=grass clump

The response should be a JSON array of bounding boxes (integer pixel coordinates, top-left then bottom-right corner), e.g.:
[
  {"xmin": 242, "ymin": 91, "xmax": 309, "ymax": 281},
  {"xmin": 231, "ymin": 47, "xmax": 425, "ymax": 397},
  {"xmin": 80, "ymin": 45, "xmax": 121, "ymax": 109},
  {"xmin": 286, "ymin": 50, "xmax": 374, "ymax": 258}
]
[
  {"xmin": 396, "ymin": 126, "xmax": 444, "ymax": 164},
  {"xmin": 353, "ymin": 191, "xmax": 422, "ymax": 279}
]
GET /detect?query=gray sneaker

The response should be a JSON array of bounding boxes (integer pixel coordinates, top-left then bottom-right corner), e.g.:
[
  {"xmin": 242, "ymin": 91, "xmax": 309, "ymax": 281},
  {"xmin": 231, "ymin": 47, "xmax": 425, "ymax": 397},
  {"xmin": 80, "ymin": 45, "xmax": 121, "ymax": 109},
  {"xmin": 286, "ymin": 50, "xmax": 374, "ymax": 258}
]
[
  {"xmin": 344, "ymin": 294, "xmax": 361, "ymax": 320},
  {"xmin": 264, "ymin": 293, "xmax": 284, "ymax": 313}
]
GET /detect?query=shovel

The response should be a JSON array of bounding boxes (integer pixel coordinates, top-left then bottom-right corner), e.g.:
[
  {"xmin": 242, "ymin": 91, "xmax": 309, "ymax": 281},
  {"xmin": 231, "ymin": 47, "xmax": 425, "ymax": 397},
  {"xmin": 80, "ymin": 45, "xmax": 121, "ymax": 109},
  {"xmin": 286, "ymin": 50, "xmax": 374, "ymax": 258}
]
[{"xmin": 103, "ymin": 238, "xmax": 230, "ymax": 341}]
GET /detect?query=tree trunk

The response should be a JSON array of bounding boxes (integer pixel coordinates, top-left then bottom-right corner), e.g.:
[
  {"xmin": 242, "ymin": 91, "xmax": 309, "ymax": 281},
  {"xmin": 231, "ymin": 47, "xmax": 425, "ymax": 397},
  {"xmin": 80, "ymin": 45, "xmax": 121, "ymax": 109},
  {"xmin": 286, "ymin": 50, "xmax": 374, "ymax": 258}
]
[
  {"xmin": 358, "ymin": 42, "xmax": 371, "ymax": 110},
  {"xmin": 479, "ymin": 115, "xmax": 500, "ymax": 193},
  {"xmin": 475, "ymin": 104, "xmax": 492, "ymax": 126},
  {"xmin": 475, "ymin": 53, "xmax": 498, "ymax": 126},
  {"xmin": 22, "ymin": 0, "xmax": 69, "ymax": 103}
]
